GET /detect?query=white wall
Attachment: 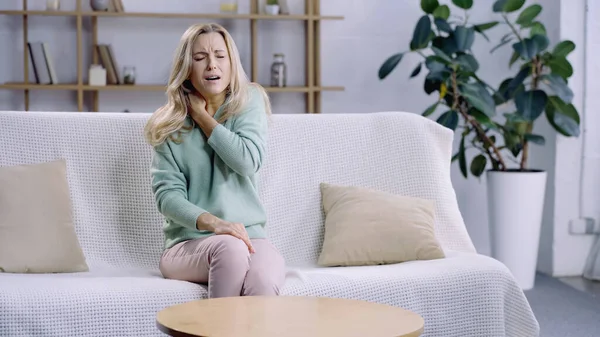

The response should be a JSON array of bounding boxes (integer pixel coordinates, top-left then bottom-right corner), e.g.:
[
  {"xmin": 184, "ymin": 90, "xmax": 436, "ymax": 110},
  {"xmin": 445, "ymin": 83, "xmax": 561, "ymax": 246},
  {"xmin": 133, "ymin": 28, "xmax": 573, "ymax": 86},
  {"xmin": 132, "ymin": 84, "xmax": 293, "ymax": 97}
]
[
  {"xmin": 1, "ymin": 0, "xmax": 593, "ymax": 270},
  {"xmin": 549, "ymin": 0, "xmax": 597, "ymax": 276}
]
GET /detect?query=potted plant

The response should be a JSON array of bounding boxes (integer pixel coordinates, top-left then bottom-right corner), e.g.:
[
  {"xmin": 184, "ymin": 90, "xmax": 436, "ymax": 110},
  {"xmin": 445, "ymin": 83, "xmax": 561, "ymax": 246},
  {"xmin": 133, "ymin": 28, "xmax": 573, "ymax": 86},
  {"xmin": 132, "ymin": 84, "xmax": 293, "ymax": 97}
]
[
  {"xmin": 265, "ymin": 0, "xmax": 279, "ymax": 15},
  {"xmin": 378, "ymin": 0, "xmax": 580, "ymax": 290}
]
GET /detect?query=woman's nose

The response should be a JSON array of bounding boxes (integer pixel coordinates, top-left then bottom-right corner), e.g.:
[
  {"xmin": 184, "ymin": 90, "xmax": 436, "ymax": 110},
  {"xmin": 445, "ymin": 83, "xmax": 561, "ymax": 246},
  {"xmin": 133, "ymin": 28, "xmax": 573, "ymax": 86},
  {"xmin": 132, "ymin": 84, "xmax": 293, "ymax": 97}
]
[{"xmin": 207, "ymin": 58, "xmax": 217, "ymax": 70}]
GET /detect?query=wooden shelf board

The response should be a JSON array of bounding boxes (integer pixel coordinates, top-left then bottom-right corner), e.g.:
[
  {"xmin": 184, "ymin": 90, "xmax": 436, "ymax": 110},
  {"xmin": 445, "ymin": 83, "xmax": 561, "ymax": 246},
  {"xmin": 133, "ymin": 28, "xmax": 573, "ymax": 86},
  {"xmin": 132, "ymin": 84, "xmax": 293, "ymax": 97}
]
[
  {"xmin": 0, "ymin": 10, "xmax": 343, "ymax": 20},
  {"xmin": 0, "ymin": 83, "xmax": 79, "ymax": 90},
  {"xmin": 1, "ymin": 83, "xmax": 345, "ymax": 92}
]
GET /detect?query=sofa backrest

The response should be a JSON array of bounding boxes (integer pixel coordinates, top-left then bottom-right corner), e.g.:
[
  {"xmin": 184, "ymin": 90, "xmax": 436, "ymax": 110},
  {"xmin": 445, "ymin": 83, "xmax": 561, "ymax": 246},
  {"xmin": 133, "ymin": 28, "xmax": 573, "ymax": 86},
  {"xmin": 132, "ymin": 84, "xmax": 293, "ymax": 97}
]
[{"xmin": 0, "ymin": 110, "xmax": 475, "ymax": 270}]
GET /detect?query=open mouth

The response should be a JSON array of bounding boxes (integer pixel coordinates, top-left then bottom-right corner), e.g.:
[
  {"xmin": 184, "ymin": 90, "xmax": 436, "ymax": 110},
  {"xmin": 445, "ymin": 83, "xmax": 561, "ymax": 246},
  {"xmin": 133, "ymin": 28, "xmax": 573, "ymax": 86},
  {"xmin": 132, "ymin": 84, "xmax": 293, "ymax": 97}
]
[{"xmin": 205, "ymin": 75, "xmax": 221, "ymax": 81}]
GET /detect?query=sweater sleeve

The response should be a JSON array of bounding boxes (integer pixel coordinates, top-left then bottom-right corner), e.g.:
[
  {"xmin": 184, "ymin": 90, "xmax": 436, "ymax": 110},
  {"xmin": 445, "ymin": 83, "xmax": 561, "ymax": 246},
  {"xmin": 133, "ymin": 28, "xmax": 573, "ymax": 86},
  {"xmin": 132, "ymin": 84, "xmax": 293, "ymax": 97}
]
[
  {"xmin": 150, "ymin": 140, "xmax": 207, "ymax": 230},
  {"xmin": 207, "ymin": 88, "xmax": 268, "ymax": 177}
]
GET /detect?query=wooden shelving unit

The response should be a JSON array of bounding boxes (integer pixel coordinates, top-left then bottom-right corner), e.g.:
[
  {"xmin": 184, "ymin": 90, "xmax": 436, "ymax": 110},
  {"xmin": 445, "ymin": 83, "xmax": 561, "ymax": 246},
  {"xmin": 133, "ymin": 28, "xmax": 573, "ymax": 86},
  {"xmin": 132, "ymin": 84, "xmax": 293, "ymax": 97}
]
[{"xmin": 0, "ymin": 0, "xmax": 344, "ymax": 113}]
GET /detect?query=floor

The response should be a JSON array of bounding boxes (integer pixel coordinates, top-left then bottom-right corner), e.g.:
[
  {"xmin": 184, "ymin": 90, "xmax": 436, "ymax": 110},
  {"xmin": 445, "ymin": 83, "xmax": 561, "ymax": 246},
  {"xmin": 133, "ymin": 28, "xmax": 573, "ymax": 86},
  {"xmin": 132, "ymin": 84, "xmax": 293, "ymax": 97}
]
[
  {"xmin": 559, "ymin": 276, "xmax": 600, "ymax": 298},
  {"xmin": 524, "ymin": 274, "xmax": 600, "ymax": 337}
]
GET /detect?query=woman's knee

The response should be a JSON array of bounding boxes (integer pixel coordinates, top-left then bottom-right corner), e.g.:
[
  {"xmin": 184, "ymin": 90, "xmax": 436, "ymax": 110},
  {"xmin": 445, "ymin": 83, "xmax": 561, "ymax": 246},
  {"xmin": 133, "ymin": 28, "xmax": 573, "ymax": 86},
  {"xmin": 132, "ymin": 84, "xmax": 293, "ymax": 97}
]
[
  {"xmin": 242, "ymin": 244, "xmax": 286, "ymax": 296},
  {"xmin": 209, "ymin": 235, "xmax": 251, "ymax": 270}
]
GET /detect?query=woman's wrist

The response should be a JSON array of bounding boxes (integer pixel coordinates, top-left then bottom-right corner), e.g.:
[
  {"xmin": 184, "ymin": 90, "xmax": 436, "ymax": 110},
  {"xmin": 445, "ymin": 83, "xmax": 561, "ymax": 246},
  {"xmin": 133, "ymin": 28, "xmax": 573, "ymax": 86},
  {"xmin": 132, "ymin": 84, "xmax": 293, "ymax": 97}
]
[{"xmin": 196, "ymin": 212, "xmax": 217, "ymax": 232}]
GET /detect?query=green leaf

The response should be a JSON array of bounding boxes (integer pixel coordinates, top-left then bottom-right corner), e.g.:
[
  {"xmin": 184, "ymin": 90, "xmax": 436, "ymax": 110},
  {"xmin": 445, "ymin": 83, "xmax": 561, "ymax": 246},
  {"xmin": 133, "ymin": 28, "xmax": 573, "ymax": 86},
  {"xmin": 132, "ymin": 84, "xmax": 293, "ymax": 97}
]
[
  {"xmin": 469, "ymin": 108, "xmax": 496, "ymax": 129},
  {"xmin": 490, "ymin": 37, "xmax": 514, "ymax": 53},
  {"xmin": 411, "ymin": 16, "xmax": 433, "ymax": 50},
  {"xmin": 424, "ymin": 78, "xmax": 442, "ymax": 95},
  {"xmin": 553, "ymin": 40, "xmax": 575, "ymax": 58},
  {"xmin": 473, "ymin": 21, "xmax": 499, "ymax": 42},
  {"xmin": 540, "ymin": 74, "xmax": 574, "ymax": 103},
  {"xmin": 474, "ymin": 21, "xmax": 499, "ymax": 32},
  {"xmin": 378, "ymin": 53, "xmax": 404, "ymax": 79},
  {"xmin": 458, "ymin": 135, "xmax": 468, "ymax": 178},
  {"xmin": 512, "ymin": 35, "xmax": 549, "ymax": 59},
  {"xmin": 506, "ymin": 66, "xmax": 530, "ymax": 96},
  {"xmin": 516, "ymin": 4, "xmax": 542, "ymax": 26},
  {"xmin": 470, "ymin": 154, "xmax": 487, "ymax": 177},
  {"xmin": 422, "ymin": 101, "xmax": 439, "ymax": 116},
  {"xmin": 421, "ymin": 0, "xmax": 440, "ymax": 13},
  {"xmin": 524, "ymin": 134, "xmax": 545, "ymax": 145},
  {"xmin": 493, "ymin": 0, "xmax": 508, "ymax": 12},
  {"xmin": 434, "ymin": 18, "xmax": 452, "ymax": 33},
  {"xmin": 515, "ymin": 90, "xmax": 548, "ymax": 121},
  {"xmin": 437, "ymin": 110, "xmax": 459, "ymax": 130},
  {"xmin": 425, "ymin": 56, "xmax": 447, "ymax": 72},
  {"xmin": 546, "ymin": 96, "xmax": 580, "ymax": 137},
  {"xmin": 433, "ymin": 4, "xmax": 450, "ymax": 19},
  {"xmin": 431, "ymin": 46, "xmax": 453, "ymax": 64},
  {"xmin": 456, "ymin": 54, "xmax": 479, "ymax": 72},
  {"xmin": 454, "ymin": 26, "xmax": 475, "ymax": 52},
  {"xmin": 460, "ymin": 82, "xmax": 496, "ymax": 117},
  {"xmin": 529, "ymin": 22, "xmax": 547, "ymax": 37},
  {"xmin": 508, "ymin": 52, "xmax": 520, "ymax": 69},
  {"xmin": 503, "ymin": 0, "xmax": 526, "ymax": 12},
  {"xmin": 410, "ymin": 63, "xmax": 422, "ymax": 78},
  {"xmin": 432, "ymin": 36, "xmax": 458, "ymax": 55},
  {"xmin": 452, "ymin": 0, "xmax": 473, "ymax": 10},
  {"xmin": 548, "ymin": 57, "xmax": 574, "ymax": 79},
  {"xmin": 532, "ymin": 34, "xmax": 549, "ymax": 52}
]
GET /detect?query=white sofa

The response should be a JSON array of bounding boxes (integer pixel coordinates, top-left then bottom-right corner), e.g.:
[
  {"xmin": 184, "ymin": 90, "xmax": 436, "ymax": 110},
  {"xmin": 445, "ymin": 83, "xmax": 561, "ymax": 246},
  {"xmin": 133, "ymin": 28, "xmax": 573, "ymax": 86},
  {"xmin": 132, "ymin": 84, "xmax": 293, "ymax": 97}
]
[{"xmin": 0, "ymin": 110, "xmax": 539, "ymax": 336}]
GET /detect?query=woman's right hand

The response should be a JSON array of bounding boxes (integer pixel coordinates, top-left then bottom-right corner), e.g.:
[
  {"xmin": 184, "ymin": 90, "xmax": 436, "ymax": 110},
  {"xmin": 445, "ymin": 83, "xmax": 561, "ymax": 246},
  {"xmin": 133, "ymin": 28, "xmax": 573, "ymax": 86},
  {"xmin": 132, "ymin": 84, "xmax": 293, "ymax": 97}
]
[
  {"xmin": 213, "ymin": 219, "xmax": 255, "ymax": 254},
  {"xmin": 197, "ymin": 213, "xmax": 255, "ymax": 253}
]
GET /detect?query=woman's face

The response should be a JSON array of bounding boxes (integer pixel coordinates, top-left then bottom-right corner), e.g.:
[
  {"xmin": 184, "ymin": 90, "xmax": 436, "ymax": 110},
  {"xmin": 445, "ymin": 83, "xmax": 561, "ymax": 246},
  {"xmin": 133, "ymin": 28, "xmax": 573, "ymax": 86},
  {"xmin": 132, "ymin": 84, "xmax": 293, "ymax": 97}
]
[{"xmin": 190, "ymin": 32, "xmax": 232, "ymax": 99}]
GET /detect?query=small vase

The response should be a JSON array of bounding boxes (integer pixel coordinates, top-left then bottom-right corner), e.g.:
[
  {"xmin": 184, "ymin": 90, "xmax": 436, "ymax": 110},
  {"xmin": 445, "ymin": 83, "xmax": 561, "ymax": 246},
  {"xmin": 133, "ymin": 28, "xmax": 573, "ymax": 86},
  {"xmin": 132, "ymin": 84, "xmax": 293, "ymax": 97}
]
[
  {"xmin": 265, "ymin": 4, "xmax": 279, "ymax": 15},
  {"xmin": 122, "ymin": 66, "xmax": 136, "ymax": 85},
  {"xmin": 90, "ymin": 0, "xmax": 110, "ymax": 11}
]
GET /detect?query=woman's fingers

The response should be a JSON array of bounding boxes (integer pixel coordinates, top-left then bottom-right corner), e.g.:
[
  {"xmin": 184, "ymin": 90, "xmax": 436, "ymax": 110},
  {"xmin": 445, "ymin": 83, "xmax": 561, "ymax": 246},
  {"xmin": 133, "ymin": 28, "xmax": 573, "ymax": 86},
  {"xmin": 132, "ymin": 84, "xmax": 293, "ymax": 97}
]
[
  {"xmin": 234, "ymin": 223, "xmax": 255, "ymax": 254},
  {"xmin": 220, "ymin": 222, "xmax": 254, "ymax": 254}
]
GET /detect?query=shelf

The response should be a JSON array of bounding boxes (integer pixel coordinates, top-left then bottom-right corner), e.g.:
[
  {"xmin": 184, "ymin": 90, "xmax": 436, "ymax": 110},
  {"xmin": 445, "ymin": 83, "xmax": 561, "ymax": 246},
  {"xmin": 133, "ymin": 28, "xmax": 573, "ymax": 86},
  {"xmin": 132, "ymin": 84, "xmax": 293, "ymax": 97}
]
[
  {"xmin": 5, "ymin": 0, "xmax": 337, "ymax": 113},
  {"xmin": 0, "ymin": 83, "xmax": 79, "ymax": 90},
  {"xmin": 1, "ymin": 83, "xmax": 345, "ymax": 93},
  {"xmin": 0, "ymin": 10, "xmax": 344, "ymax": 20}
]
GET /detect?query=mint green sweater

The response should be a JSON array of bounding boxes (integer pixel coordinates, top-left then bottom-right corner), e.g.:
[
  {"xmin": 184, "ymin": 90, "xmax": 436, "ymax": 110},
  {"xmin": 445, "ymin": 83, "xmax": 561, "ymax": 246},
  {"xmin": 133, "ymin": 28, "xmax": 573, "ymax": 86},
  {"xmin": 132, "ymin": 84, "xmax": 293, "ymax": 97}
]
[{"xmin": 150, "ymin": 87, "xmax": 269, "ymax": 249}]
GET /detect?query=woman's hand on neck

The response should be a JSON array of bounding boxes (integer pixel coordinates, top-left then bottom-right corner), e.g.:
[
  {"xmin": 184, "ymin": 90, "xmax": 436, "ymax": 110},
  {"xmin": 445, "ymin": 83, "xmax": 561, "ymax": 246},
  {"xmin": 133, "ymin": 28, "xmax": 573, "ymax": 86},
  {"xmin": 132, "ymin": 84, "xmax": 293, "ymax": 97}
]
[
  {"xmin": 203, "ymin": 90, "xmax": 227, "ymax": 117},
  {"xmin": 187, "ymin": 91, "xmax": 219, "ymax": 138}
]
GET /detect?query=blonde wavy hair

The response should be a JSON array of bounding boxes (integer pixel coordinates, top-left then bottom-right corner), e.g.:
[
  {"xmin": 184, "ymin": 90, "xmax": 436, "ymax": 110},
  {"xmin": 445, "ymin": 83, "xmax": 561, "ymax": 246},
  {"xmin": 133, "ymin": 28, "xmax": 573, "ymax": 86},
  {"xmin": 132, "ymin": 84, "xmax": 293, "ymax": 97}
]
[{"xmin": 144, "ymin": 23, "xmax": 272, "ymax": 146}]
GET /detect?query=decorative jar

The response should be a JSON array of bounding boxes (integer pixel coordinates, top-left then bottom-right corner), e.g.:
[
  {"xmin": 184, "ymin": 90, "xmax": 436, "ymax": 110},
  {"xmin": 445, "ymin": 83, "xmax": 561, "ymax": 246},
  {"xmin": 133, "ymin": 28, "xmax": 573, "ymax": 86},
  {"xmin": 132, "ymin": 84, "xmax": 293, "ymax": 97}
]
[
  {"xmin": 270, "ymin": 53, "xmax": 287, "ymax": 87},
  {"xmin": 122, "ymin": 66, "xmax": 136, "ymax": 85}
]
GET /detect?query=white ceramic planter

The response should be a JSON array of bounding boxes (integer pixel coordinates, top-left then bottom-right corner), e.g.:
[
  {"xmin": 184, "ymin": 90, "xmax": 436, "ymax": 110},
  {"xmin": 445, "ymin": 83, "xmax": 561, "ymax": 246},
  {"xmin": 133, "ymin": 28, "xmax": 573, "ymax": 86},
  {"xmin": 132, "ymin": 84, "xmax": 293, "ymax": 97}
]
[
  {"xmin": 265, "ymin": 4, "xmax": 279, "ymax": 15},
  {"xmin": 486, "ymin": 170, "xmax": 547, "ymax": 290}
]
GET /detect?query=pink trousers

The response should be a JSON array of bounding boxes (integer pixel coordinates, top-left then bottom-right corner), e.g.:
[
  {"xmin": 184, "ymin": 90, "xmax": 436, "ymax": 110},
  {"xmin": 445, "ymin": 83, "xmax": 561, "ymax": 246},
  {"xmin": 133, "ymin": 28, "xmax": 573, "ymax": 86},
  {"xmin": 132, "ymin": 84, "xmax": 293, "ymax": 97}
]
[{"xmin": 159, "ymin": 235, "xmax": 286, "ymax": 298}]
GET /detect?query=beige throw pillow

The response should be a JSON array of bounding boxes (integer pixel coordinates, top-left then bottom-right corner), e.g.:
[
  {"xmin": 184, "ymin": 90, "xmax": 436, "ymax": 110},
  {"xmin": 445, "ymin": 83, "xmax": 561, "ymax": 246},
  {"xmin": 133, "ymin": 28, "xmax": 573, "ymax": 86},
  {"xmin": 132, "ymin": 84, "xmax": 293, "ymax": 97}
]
[
  {"xmin": 0, "ymin": 159, "xmax": 89, "ymax": 273},
  {"xmin": 317, "ymin": 182, "xmax": 445, "ymax": 267}
]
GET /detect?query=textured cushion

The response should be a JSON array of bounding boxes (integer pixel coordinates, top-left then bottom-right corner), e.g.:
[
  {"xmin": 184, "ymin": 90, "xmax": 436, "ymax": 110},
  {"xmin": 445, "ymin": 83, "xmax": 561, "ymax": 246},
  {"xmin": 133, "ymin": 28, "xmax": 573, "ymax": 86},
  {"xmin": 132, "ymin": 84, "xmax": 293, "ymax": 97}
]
[
  {"xmin": 317, "ymin": 182, "xmax": 445, "ymax": 267},
  {"xmin": 0, "ymin": 159, "xmax": 88, "ymax": 273}
]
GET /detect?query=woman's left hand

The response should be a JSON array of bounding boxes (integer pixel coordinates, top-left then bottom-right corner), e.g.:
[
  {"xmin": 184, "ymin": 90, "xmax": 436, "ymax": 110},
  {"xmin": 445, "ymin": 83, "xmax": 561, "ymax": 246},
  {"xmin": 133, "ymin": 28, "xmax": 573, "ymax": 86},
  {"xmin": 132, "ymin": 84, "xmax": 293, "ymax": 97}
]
[{"xmin": 187, "ymin": 92, "xmax": 209, "ymax": 122}]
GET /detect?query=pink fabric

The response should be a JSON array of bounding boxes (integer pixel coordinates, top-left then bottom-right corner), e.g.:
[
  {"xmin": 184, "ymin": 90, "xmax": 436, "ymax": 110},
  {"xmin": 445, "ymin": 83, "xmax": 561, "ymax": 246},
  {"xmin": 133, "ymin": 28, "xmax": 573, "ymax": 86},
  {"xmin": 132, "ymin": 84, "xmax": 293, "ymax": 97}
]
[{"xmin": 159, "ymin": 235, "xmax": 286, "ymax": 298}]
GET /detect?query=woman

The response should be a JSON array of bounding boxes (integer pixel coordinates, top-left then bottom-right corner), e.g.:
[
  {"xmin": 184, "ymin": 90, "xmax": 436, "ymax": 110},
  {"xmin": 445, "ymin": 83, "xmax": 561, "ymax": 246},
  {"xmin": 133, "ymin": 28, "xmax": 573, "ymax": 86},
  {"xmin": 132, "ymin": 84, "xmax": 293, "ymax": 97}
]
[{"xmin": 144, "ymin": 23, "xmax": 286, "ymax": 298}]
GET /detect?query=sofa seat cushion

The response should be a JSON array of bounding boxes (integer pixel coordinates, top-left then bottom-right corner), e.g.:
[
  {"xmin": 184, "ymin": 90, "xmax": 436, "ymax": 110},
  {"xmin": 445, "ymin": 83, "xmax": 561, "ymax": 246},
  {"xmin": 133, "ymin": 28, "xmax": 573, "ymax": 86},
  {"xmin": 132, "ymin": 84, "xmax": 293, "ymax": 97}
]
[
  {"xmin": 0, "ymin": 253, "xmax": 538, "ymax": 337},
  {"xmin": 282, "ymin": 252, "xmax": 539, "ymax": 337},
  {"xmin": 0, "ymin": 265, "xmax": 206, "ymax": 337}
]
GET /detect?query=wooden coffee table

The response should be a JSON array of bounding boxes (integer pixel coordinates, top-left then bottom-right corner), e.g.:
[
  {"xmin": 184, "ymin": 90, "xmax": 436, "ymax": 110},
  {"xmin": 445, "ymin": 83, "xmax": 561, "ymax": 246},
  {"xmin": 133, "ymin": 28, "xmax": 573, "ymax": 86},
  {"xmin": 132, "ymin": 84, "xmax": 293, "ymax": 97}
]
[{"xmin": 156, "ymin": 296, "xmax": 424, "ymax": 337}]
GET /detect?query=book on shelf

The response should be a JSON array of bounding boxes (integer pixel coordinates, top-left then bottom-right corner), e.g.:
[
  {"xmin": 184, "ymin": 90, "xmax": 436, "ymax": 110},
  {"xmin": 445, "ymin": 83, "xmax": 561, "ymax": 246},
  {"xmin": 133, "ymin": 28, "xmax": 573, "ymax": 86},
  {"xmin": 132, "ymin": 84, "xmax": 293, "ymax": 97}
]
[
  {"xmin": 27, "ymin": 42, "xmax": 58, "ymax": 85},
  {"xmin": 95, "ymin": 44, "xmax": 120, "ymax": 84},
  {"xmin": 110, "ymin": 0, "xmax": 125, "ymax": 12}
]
